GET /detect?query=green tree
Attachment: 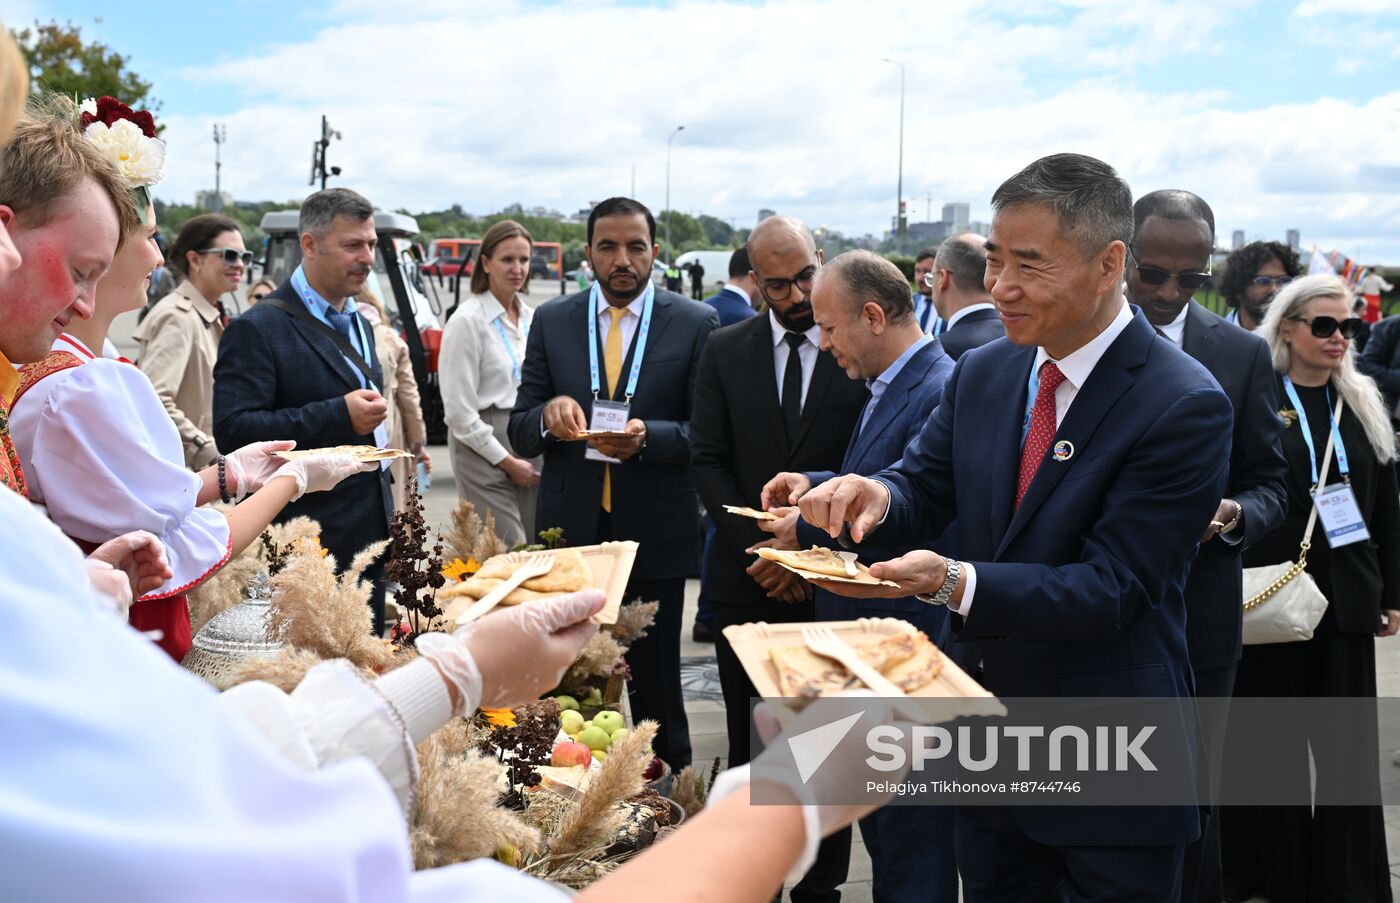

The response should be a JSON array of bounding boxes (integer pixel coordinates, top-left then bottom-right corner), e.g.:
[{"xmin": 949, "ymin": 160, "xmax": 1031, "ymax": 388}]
[{"xmin": 12, "ymin": 21, "xmax": 159, "ymax": 113}]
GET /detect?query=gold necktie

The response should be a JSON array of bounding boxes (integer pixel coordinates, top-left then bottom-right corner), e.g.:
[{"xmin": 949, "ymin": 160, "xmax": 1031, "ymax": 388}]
[{"xmin": 601, "ymin": 306, "xmax": 627, "ymax": 512}]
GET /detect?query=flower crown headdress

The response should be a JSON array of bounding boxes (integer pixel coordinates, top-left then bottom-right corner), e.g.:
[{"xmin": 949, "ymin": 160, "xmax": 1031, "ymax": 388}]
[{"xmin": 77, "ymin": 96, "xmax": 165, "ymax": 224}]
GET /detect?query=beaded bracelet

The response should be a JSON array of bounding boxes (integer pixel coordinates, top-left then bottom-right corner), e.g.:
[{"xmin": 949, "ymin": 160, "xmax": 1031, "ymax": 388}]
[{"xmin": 217, "ymin": 455, "xmax": 233, "ymax": 504}]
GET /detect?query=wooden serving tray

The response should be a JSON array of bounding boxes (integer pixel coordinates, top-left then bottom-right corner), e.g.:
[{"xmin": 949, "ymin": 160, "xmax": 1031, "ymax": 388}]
[
  {"xmin": 723, "ymin": 618, "xmax": 1004, "ymax": 721},
  {"xmin": 440, "ymin": 542, "xmax": 638, "ymax": 625}
]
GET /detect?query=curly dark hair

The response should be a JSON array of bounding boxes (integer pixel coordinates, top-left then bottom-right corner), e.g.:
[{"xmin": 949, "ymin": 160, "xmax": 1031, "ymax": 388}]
[{"xmin": 1220, "ymin": 241, "xmax": 1301, "ymax": 309}]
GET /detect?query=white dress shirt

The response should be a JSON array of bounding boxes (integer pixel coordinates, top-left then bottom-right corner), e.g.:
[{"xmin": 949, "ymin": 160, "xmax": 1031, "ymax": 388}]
[
  {"xmin": 1154, "ymin": 303, "xmax": 1189, "ymax": 348},
  {"xmin": 598, "ymin": 291, "xmax": 647, "ymax": 368},
  {"xmin": 1027, "ymin": 300, "xmax": 1135, "ymax": 431},
  {"xmin": 770, "ymin": 309, "xmax": 821, "ymax": 409},
  {"xmin": 440, "ymin": 292, "xmax": 533, "ymax": 465},
  {"xmin": 945, "ymin": 301, "xmax": 998, "ymax": 331},
  {"xmin": 0, "ymin": 487, "xmax": 565, "ymax": 903},
  {"xmin": 724, "ymin": 282, "xmax": 752, "ymax": 307}
]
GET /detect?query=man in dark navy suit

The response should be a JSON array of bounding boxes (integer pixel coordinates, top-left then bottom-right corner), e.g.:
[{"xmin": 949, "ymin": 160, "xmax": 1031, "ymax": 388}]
[
  {"xmin": 214, "ymin": 188, "xmax": 395, "ymax": 633},
  {"xmin": 760, "ymin": 249, "xmax": 956, "ymax": 903},
  {"xmin": 802, "ymin": 154, "xmax": 1234, "ymax": 902},
  {"xmin": 930, "ymin": 232, "xmax": 1005, "ymax": 360},
  {"xmin": 1125, "ymin": 189, "xmax": 1288, "ymax": 903},
  {"xmin": 912, "ymin": 247, "xmax": 946, "ymax": 337},
  {"xmin": 508, "ymin": 198, "xmax": 718, "ymax": 770}
]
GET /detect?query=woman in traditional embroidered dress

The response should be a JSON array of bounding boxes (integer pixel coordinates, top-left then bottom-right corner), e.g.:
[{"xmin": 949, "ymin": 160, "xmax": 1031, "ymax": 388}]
[{"xmin": 9, "ymin": 97, "xmax": 370, "ymax": 662}]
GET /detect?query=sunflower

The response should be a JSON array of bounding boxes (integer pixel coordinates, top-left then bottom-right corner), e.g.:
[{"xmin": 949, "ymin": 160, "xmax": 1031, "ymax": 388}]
[
  {"xmin": 479, "ymin": 707, "xmax": 517, "ymax": 729},
  {"xmin": 442, "ymin": 557, "xmax": 480, "ymax": 582}
]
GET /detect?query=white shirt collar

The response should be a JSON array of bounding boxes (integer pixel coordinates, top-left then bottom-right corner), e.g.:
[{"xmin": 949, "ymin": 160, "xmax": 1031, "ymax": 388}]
[
  {"xmin": 724, "ymin": 283, "xmax": 751, "ymax": 306},
  {"xmin": 596, "ymin": 292, "xmax": 646, "ymax": 320},
  {"xmin": 1157, "ymin": 303, "xmax": 1189, "ymax": 347},
  {"xmin": 946, "ymin": 301, "xmax": 997, "ymax": 331},
  {"xmin": 479, "ymin": 291, "xmax": 530, "ymax": 328},
  {"xmin": 1032, "ymin": 299, "xmax": 1133, "ymax": 391},
  {"xmin": 769, "ymin": 309, "xmax": 820, "ymax": 348}
]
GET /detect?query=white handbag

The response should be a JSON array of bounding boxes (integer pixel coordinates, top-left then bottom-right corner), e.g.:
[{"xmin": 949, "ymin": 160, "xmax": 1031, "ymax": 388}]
[{"xmin": 1241, "ymin": 395, "xmax": 1342, "ymax": 645}]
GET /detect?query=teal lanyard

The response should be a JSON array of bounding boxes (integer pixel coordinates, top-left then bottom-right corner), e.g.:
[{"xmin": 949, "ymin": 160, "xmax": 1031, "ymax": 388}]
[
  {"xmin": 1282, "ymin": 376, "xmax": 1349, "ymax": 488},
  {"xmin": 493, "ymin": 316, "xmax": 521, "ymax": 382},
  {"xmin": 587, "ymin": 280, "xmax": 655, "ymax": 401}
]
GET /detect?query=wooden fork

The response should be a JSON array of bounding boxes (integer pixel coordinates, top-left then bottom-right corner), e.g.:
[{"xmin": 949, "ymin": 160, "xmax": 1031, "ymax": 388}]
[
  {"xmin": 453, "ymin": 554, "xmax": 556, "ymax": 626},
  {"xmin": 801, "ymin": 625, "xmax": 906, "ymax": 697}
]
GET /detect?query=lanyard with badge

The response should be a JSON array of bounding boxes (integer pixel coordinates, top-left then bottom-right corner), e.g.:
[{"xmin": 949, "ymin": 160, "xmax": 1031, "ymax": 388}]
[
  {"xmin": 585, "ymin": 280, "xmax": 654, "ymax": 463},
  {"xmin": 1283, "ymin": 376, "xmax": 1369, "ymax": 548},
  {"xmin": 493, "ymin": 317, "xmax": 521, "ymax": 383}
]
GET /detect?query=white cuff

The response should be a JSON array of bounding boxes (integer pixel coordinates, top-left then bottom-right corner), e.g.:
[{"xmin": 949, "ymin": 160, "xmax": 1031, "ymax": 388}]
[
  {"xmin": 949, "ymin": 561, "xmax": 977, "ymax": 617},
  {"xmin": 873, "ymin": 478, "xmax": 893, "ymax": 526},
  {"xmin": 707, "ymin": 764, "xmax": 822, "ymax": 885},
  {"xmin": 375, "ymin": 658, "xmax": 455, "ymax": 745}
]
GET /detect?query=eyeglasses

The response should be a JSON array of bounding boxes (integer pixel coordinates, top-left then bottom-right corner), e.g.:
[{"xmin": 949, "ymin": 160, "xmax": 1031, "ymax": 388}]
[
  {"xmin": 922, "ymin": 271, "xmax": 936, "ymax": 288},
  {"xmin": 1127, "ymin": 248, "xmax": 1212, "ymax": 291},
  {"xmin": 756, "ymin": 264, "xmax": 818, "ymax": 303},
  {"xmin": 1251, "ymin": 274, "xmax": 1293, "ymax": 289},
  {"xmin": 197, "ymin": 248, "xmax": 254, "ymax": 267},
  {"xmin": 1287, "ymin": 315, "xmax": 1364, "ymax": 340},
  {"xmin": 249, "ymin": 291, "xmax": 270, "ymax": 302}
]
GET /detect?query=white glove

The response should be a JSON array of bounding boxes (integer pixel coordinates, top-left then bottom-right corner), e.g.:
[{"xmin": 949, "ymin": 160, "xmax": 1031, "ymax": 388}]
[
  {"xmin": 87, "ymin": 530, "xmax": 170, "ymax": 603},
  {"xmin": 416, "ymin": 588, "xmax": 606, "ymax": 712},
  {"xmin": 270, "ymin": 454, "xmax": 376, "ymax": 501},
  {"xmin": 224, "ymin": 440, "xmax": 297, "ymax": 501},
  {"xmin": 708, "ymin": 694, "xmax": 913, "ymax": 882},
  {"xmin": 84, "ymin": 560, "xmax": 133, "ymax": 616}
]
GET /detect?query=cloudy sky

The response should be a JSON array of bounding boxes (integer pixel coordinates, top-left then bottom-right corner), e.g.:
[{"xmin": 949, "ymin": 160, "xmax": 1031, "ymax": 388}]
[{"xmin": 9, "ymin": 0, "xmax": 1400, "ymax": 260}]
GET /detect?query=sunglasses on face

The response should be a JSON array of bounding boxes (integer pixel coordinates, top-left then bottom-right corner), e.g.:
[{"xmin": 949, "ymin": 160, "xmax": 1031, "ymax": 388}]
[
  {"xmin": 1287, "ymin": 314, "xmax": 1364, "ymax": 340},
  {"xmin": 197, "ymin": 247, "xmax": 254, "ymax": 267},
  {"xmin": 249, "ymin": 292, "xmax": 270, "ymax": 301},
  {"xmin": 1251, "ymin": 274, "xmax": 1293, "ymax": 289},
  {"xmin": 1127, "ymin": 248, "xmax": 1212, "ymax": 290}
]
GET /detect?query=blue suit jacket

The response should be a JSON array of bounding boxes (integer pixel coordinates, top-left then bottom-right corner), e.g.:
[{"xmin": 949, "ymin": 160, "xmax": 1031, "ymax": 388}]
[
  {"xmin": 702, "ymin": 287, "xmax": 757, "ymax": 328},
  {"xmin": 213, "ymin": 282, "xmax": 394, "ymax": 569},
  {"xmin": 796, "ymin": 339, "xmax": 953, "ymax": 636},
  {"xmin": 870, "ymin": 310, "xmax": 1232, "ymax": 847},
  {"xmin": 508, "ymin": 288, "xmax": 719, "ymax": 580}
]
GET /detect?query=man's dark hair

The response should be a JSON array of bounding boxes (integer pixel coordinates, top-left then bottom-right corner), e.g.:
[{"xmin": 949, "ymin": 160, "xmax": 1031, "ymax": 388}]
[
  {"xmin": 1220, "ymin": 241, "xmax": 1303, "ymax": 309},
  {"xmin": 300, "ymin": 187, "xmax": 374, "ymax": 239},
  {"xmin": 170, "ymin": 213, "xmax": 243, "ymax": 278},
  {"xmin": 820, "ymin": 250, "xmax": 916, "ymax": 324},
  {"xmin": 933, "ymin": 236, "xmax": 988, "ymax": 295},
  {"xmin": 728, "ymin": 247, "xmax": 751, "ymax": 279},
  {"xmin": 1133, "ymin": 189, "xmax": 1216, "ymax": 243},
  {"xmin": 991, "ymin": 153, "xmax": 1133, "ymax": 257},
  {"xmin": 915, "ymin": 246, "xmax": 938, "ymax": 264},
  {"xmin": 587, "ymin": 197, "xmax": 656, "ymax": 246}
]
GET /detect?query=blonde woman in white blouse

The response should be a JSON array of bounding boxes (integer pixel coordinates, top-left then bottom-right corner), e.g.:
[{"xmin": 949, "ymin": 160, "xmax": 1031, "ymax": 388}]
[{"xmin": 440, "ymin": 221, "xmax": 540, "ymax": 547}]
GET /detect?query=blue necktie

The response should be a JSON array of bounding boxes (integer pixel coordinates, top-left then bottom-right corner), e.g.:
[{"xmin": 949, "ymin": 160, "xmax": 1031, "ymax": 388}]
[
  {"xmin": 918, "ymin": 298, "xmax": 931, "ymax": 331},
  {"xmin": 325, "ymin": 305, "xmax": 355, "ymax": 340}
]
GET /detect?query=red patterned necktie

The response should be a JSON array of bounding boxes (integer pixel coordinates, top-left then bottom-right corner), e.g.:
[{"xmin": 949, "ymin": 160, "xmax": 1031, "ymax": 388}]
[{"xmin": 1016, "ymin": 361, "xmax": 1066, "ymax": 508}]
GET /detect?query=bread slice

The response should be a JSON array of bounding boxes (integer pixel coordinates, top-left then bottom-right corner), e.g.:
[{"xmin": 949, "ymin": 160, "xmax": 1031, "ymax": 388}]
[
  {"xmin": 756, "ymin": 546, "xmax": 851, "ymax": 578},
  {"xmin": 768, "ymin": 631, "xmax": 942, "ymax": 698}
]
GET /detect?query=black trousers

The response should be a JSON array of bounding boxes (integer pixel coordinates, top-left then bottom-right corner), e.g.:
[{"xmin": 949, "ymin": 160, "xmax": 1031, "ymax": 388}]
[
  {"xmin": 1181, "ymin": 661, "xmax": 1235, "ymax": 903},
  {"xmin": 1221, "ymin": 608, "xmax": 1391, "ymax": 903},
  {"xmin": 714, "ymin": 595, "xmax": 851, "ymax": 903},
  {"xmin": 367, "ymin": 558, "xmax": 387, "ymax": 637}
]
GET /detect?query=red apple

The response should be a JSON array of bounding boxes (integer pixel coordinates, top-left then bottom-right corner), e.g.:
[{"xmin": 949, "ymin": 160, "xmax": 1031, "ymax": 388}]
[
  {"xmin": 551, "ymin": 740, "xmax": 593, "ymax": 768},
  {"xmin": 643, "ymin": 756, "xmax": 665, "ymax": 781}
]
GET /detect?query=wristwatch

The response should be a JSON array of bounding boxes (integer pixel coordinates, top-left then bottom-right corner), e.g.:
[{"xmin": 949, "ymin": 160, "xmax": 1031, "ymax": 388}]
[
  {"xmin": 1216, "ymin": 499, "xmax": 1242, "ymax": 534},
  {"xmin": 916, "ymin": 559, "xmax": 962, "ymax": 607}
]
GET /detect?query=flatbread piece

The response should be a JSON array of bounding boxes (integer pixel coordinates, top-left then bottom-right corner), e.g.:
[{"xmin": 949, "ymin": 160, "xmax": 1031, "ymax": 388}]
[
  {"xmin": 756, "ymin": 545, "xmax": 851, "ymax": 578},
  {"xmin": 274, "ymin": 445, "xmax": 411, "ymax": 463},
  {"xmin": 723, "ymin": 505, "xmax": 779, "ymax": 522},
  {"xmin": 769, "ymin": 631, "xmax": 942, "ymax": 698},
  {"xmin": 439, "ymin": 548, "xmax": 592, "ymax": 606}
]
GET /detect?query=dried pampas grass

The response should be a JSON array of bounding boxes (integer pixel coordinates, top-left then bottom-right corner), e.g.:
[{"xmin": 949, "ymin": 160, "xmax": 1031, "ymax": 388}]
[
  {"xmin": 266, "ymin": 539, "xmax": 398, "ymax": 672},
  {"xmin": 440, "ymin": 500, "xmax": 507, "ymax": 565},
  {"xmin": 412, "ymin": 729, "xmax": 539, "ymax": 870},
  {"xmin": 558, "ymin": 631, "xmax": 626, "ymax": 694},
  {"xmin": 224, "ymin": 648, "xmax": 332, "ymax": 693},
  {"xmin": 543, "ymin": 719, "xmax": 658, "ymax": 861},
  {"xmin": 188, "ymin": 516, "xmax": 324, "ymax": 632},
  {"xmin": 609, "ymin": 600, "xmax": 658, "ymax": 647}
]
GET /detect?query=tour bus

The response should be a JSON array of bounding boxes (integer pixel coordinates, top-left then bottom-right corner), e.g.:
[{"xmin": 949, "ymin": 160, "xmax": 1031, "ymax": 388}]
[
  {"xmin": 259, "ymin": 209, "xmax": 448, "ymax": 443},
  {"xmin": 426, "ymin": 237, "xmax": 562, "ymax": 282}
]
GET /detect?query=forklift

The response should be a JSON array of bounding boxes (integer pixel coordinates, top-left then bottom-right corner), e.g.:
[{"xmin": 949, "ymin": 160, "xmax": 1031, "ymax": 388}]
[{"xmin": 258, "ymin": 210, "xmax": 449, "ymax": 443}]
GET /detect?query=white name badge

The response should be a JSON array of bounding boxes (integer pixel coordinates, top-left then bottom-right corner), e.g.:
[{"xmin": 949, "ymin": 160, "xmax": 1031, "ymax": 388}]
[
  {"xmin": 584, "ymin": 400, "xmax": 629, "ymax": 463},
  {"xmin": 1314, "ymin": 483, "xmax": 1371, "ymax": 548},
  {"xmin": 374, "ymin": 422, "xmax": 391, "ymax": 470}
]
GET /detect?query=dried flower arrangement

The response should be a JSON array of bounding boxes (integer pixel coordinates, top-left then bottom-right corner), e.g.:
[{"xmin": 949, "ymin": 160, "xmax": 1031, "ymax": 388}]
[
  {"xmin": 385, "ymin": 480, "xmax": 447, "ymax": 643},
  {"xmin": 187, "ymin": 515, "xmax": 321, "ymax": 634},
  {"xmin": 670, "ymin": 757, "xmax": 723, "ymax": 819}
]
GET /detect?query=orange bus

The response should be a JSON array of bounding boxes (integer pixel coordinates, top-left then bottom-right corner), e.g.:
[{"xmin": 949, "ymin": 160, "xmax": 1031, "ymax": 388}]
[{"xmin": 426, "ymin": 237, "xmax": 562, "ymax": 282}]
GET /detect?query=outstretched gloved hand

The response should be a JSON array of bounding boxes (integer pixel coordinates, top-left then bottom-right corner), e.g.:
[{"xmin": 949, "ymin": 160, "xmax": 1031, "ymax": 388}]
[
  {"xmin": 415, "ymin": 589, "xmax": 606, "ymax": 714},
  {"xmin": 270, "ymin": 454, "xmax": 376, "ymax": 501},
  {"xmin": 224, "ymin": 440, "xmax": 297, "ymax": 501}
]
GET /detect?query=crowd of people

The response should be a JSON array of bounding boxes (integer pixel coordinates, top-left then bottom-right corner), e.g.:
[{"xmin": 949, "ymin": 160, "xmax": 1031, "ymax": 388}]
[{"xmin": 3, "ymin": 22, "xmax": 1400, "ymax": 903}]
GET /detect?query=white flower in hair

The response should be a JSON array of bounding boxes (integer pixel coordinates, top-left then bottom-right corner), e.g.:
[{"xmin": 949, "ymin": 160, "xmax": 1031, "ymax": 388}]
[
  {"xmin": 81, "ymin": 118, "xmax": 166, "ymax": 189},
  {"xmin": 79, "ymin": 98, "xmax": 98, "ymax": 117}
]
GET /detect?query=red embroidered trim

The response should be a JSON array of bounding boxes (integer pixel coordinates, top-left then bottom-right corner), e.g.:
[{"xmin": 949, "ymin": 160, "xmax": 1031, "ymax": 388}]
[
  {"xmin": 0, "ymin": 410, "xmax": 26, "ymax": 498},
  {"xmin": 137, "ymin": 531, "xmax": 234, "ymax": 603}
]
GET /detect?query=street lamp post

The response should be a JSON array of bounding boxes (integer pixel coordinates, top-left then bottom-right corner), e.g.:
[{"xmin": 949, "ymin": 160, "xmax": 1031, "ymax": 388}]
[
  {"xmin": 665, "ymin": 125, "xmax": 685, "ymax": 262},
  {"xmin": 881, "ymin": 58, "xmax": 905, "ymax": 238},
  {"xmin": 212, "ymin": 124, "xmax": 226, "ymax": 212}
]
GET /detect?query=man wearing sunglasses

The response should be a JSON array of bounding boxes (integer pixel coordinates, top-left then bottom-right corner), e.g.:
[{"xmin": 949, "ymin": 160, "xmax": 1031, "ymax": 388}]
[
  {"xmin": 1221, "ymin": 240, "xmax": 1301, "ymax": 331},
  {"xmin": 1124, "ymin": 189, "xmax": 1289, "ymax": 903}
]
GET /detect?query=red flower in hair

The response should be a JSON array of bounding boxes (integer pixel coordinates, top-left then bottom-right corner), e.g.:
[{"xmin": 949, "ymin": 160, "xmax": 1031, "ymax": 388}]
[{"xmin": 79, "ymin": 96, "xmax": 158, "ymax": 139}]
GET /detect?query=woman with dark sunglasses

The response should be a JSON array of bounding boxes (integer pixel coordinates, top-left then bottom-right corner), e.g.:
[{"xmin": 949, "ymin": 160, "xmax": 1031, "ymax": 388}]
[
  {"xmin": 1222, "ymin": 274, "xmax": 1400, "ymax": 903},
  {"xmin": 134, "ymin": 214, "xmax": 248, "ymax": 468}
]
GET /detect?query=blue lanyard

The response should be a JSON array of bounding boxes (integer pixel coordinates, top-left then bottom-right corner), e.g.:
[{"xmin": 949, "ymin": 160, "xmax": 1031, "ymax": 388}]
[
  {"xmin": 290, "ymin": 266, "xmax": 375, "ymax": 391},
  {"xmin": 492, "ymin": 316, "xmax": 521, "ymax": 382},
  {"xmin": 1020, "ymin": 357, "xmax": 1043, "ymax": 447},
  {"xmin": 1282, "ymin": 376, "xmax": 1349, "ymax": 488},
  {"xmin": 587, "ymin": 280, "xmax": 654, "ymax": 401}
]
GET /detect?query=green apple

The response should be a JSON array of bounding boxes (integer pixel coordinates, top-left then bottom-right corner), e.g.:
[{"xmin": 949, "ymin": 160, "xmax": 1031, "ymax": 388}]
[
  {"xmin": 592, "ymin": 710, "xmax": 624, "ymax": 735},
  {"xmin": 577, "ymin": 724, "xmax": 612, "ymax": 751},
  {"xmin": 554, "ymin": 695, "xmax": 580, "ymax": 711},
  {"xmin": 592, "ymin": 749, "xmax": 608, "ymax": 762},
  {"xmin": 610, "ymin": 728, "xmax": 629, "ymax": 745},
  {"xmin": 560, "ymin": 709, "xmax": 585, "ymax": 735}
]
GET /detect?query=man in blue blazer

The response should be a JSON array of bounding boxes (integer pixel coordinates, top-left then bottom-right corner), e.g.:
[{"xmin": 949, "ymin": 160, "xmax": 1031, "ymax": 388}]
[
  {"xmin": 761, "ymin": 250, "xmax": 956, "ymax": 903},
  {"xmin": 930, "ymin": 233, "xmax": 1006, "ymax": 360},
  {"xmin": 702, "ymin": 247, "xmax": 759, "ymax": 327},
  {"xmin": 508, "ymin": 198, "xmax": 718, "ymax": 769},
  {"xmin": 1125, "ymin": 189, "xmax": 1288, "ymax": 903},
  {"xmin": 801, "ymin": 154, "xmax": 1233, "ymax": 901},
  {"xmin": 214, "ymin": 189, "xmax": 395, "ymax": 633}
]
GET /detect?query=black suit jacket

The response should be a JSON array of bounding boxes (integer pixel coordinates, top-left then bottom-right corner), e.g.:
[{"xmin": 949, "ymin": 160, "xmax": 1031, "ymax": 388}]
[
  {"xmin": 1358, "ymin": 314, "xmax": 1400, "ymax": 417},
  {"xmin": 691, "ymin": 314, "xmax": 868, "ymax": 608},
  {"xmin": 212, "ymin": 282, "xmax": 394, "ymax": 568},
  {"xmin": 937, "ymin": 306, "xmax": 1005, "ymax": 360},
  {"xmin": 508, "ymin": 288, "xmax": 718, "ymax": 580},
  {"xmin": 1178, "ymin": 302, "xmax": 1289, "ymax": 672}
]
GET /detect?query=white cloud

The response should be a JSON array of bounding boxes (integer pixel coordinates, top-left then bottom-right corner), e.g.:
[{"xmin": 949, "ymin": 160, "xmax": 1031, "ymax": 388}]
[
  {"xmin": 1295, "ymin": 0, "xmax": 1400, "ymax": 16},
  {"xmin": 145, "ymin": 0, "xmax": 1400, "ymax": 260}
]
